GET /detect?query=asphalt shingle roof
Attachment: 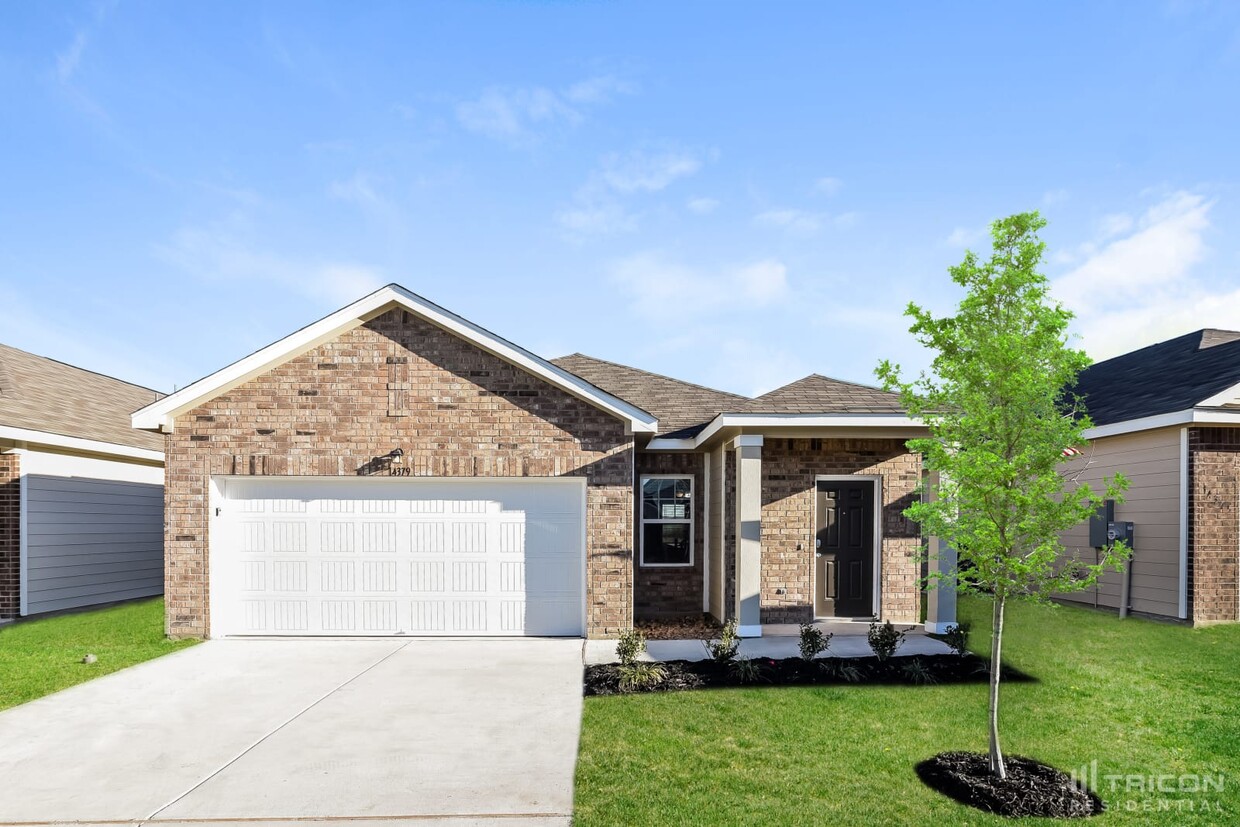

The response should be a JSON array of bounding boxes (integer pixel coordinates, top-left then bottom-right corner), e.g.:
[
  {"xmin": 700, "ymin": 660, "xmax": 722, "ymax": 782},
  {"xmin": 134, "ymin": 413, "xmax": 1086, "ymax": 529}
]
[
  {"xmin": 1075, "ymin": 329, "xmax": 1240, "ymax": 426},
  {"xmin": 744, "ymin": 374, "xmax": 905, "ymax": 415},
  {"xmin": 0, "ymin": 343, "xmax": 165, "ymax": 452}
]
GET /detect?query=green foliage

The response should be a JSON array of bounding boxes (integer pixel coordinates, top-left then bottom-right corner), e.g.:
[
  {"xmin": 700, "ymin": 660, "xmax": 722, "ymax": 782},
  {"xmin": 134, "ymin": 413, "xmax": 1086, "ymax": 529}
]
[
  {"xmin": 942, "ymin": 622, "xmax": 970, "ymax": 656},
  {"xmin": 728, "ymin": 656, "xmax": 764, "ymax": 684},
  {"xmin": 617, "ymin": 661, "xmax": 667, "ymax": 692},
  {"xmin": 702, "ymin": 617, "xmax": 740, "ymax": 663},
  {"xmin": 615, "ymin": 628, "xmax": 647, "ymax": 667},
  {"xmin": 876, "ymin": 211, "xmax": 1130, "ymax": 601},
  {"xmin": 798, "ymin": 623, "xmax": 832, "ymax": 660},
  {"xmin": 867, "ymin": 618, "xmax": 906, "ymax": 661},
  {"xmin": 901, "ymin": 657, "xmax": 939, "ymax": 685}
]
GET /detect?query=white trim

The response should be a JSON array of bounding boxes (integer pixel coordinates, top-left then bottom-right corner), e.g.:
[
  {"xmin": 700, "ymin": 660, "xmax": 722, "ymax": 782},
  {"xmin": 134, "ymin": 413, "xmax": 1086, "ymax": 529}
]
[
  {"xmin": 638, "ymin": 474, "xmax": 694, "ymax": 568},
  {"xmin": 714, "ymin": 445, "xmax": 726, "ymax": 619},
  {"xmin": 1179, "ymin": 427, "xmax": 1189, "ymax": 620},
  {"xmin": 924, "ymin": 620, "xmax": 958, "ymax": 634},
  {"xmin": 737, "ymin": 624, "xmax": 763, "ymax": 638},
  {"xmin": 733, "ymin": 434, "xmax": 765, "ymax": 448},
  {"xmin": 646, "ymin": 413, "xmax": 922, "ymax": 451},
  {"xmin": 813, "ymin": 474, "xmax": 883, "ymax": 620},
  {"xmin": 1083, "ymin": 408, "xmax": 1240, "ymax": 440},
  {"xmin": 702, "ymin": 457, "xmax": 710, "ymax": 613},
  {"xmin": 132, "ymin": 284, "xmax": 657, "ymax": 434},
  {"xmin": 0, "ymin": 425, "xmax": 163, "ymax": 463}
]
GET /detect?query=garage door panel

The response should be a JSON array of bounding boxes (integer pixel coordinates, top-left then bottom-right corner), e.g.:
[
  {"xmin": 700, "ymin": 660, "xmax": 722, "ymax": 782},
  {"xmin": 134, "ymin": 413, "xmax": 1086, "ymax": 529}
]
[{"xmin": 216, "ymin": 478, "xmax": 584, "ymax": 637}]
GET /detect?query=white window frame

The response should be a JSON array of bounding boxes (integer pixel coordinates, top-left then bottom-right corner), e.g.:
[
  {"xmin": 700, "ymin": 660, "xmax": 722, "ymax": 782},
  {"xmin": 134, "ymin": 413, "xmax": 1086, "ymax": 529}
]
[{"xmin": 639, "ymin": 474, "xmax": 695, "ymax": 568}]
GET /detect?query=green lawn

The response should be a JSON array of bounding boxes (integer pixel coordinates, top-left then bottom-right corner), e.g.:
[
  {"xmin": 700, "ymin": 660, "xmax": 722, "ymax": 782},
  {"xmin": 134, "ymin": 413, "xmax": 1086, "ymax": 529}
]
[
  {"xmin": 575, "ymin": 597, "xmax": 1240, "ymax": 826},
  {"xmin": 0, "ymin": 598, "xmax": 197, "ymax": 711}
]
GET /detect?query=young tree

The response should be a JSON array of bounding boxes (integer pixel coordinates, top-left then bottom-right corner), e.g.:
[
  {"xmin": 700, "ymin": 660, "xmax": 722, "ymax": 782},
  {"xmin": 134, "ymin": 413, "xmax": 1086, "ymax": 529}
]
[{"xmin": 877, "ymin": 212, "xmax": 1129, "ymax": 779}]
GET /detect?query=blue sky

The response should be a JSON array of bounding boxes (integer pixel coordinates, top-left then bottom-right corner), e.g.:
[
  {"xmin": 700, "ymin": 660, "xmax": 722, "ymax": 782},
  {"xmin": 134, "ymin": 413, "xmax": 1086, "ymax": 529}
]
[{"xmin": 3, "ymin": 2, "xmax": 1239, "ymax": 397}]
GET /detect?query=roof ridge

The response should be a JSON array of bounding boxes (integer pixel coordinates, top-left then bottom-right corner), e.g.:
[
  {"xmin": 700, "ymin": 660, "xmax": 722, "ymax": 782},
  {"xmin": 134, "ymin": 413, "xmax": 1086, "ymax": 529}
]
[
  {"xmin": 753, "ymin": 372, "xmax": 896, "ymax": 399},
  {"xmin": 555, "ymin": 353, "xmax": 751, "ymax": 401},
  {"xmin": 0, "ymin": 342, "xmax": 166, "ymax": 396}
]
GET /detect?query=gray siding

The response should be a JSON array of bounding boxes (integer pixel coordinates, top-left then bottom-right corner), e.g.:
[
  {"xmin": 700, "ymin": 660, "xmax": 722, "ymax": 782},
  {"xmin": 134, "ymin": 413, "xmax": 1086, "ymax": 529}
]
[
  {"xmin": 25, "ymin": 475, "xmax": 164, "ymax": 615},
  {"xmin": 1058, "ymin": 427, "xmax": 1183, "ymax": 618}
]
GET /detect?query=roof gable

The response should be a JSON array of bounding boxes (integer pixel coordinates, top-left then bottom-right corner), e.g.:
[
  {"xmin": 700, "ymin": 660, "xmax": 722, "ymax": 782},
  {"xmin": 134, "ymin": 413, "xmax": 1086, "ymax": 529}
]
[
  {"xmin": 1077, "ymin": 329, "xmax": 1240, "ymax": 426},
  {"xmin": 0, "ymin": 343, "xmax": 165, "ymax": 452},
  {"xmin": 745, "ymin": 374, "xmax": 905, "ymax": 415},
  {"xmin": 133, "ymin": 285, "xmax": 658, "ymax": 433}
]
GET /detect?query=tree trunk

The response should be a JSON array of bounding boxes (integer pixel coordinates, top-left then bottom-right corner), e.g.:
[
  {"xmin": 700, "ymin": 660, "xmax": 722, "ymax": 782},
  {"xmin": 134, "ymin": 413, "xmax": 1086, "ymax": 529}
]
[{"xmin": 988, "ymin": 594, "xmax": 1007, "ymax": 778}]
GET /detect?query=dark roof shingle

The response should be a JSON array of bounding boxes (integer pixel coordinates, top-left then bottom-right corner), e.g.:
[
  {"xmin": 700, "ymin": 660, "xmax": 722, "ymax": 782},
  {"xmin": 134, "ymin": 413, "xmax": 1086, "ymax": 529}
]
[
  {"xmin": 1076, "ymin": 329, "xmax": 1240, "ymax": 426},
  {"xmin": 744, "ymin": 374, "xmax": 905, "ymax": 414},
  {"xmin": 0, "ymin": 343, "xmax": 165, "ymax": 452}
]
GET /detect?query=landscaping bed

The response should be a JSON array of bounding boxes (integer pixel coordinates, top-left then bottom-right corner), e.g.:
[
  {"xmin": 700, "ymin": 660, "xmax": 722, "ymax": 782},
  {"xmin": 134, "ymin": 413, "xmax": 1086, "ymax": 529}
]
[
  {"xmin": 634, "ymin": 614, "xmax": 721, "ymax": 640},
  {"xmin": 916, "ymin": 751, "xmax": 1104, "ymax": 818},
  {"xmin": 584, "ymin": 653, "xmax": 1031, "ymax": 696}
]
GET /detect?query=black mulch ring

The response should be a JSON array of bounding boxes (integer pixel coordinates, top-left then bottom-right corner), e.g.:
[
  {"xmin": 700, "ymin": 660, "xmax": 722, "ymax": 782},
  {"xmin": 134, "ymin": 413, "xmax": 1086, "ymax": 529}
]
[
  {"xmin": 915, "ymin": 751, "xmax": 1104, "ymax": 819},
  {"xmin": 583, "ymin": 654, "xmax": 1034, "ymax": 696}
]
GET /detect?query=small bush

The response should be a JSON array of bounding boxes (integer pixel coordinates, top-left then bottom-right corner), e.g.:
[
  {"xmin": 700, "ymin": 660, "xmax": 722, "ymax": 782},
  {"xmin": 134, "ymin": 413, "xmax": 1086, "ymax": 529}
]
[
  {"xmin": 798, "ymin": 623, "xmax": 832, "ymax": 661},
  {"xmin": 729, "ymin": 657, "xmax": 763, "ymax": 684},
  {"xmin": 615, "ymin": 628, "xmax": 647, "ymax": 667},
  {"xmin": 942, "ymin": 622, "xmax": 970, "ymax": 656},
  {"xmin": 867, "ymin": 618, "xmax": 907, "ymax": 661},
  {"xmin": 617, "ymin": 661, "xmax": 667, "ymax": 692},
  {"xmin": 833, "ymin": 661, "xmax": 865, "ymax": 683},
  {"xmin": 702, "ymin": 618, "xmax": 741, "ymax": 663},
  {"xmin": 902, "ymin": 657, "xmax": 938, "ymax": 685}
]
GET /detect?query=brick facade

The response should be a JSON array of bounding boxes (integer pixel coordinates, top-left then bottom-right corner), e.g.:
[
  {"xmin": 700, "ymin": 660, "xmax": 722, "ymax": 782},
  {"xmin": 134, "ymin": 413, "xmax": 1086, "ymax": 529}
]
[
  {"xmin": 1188, "ymin": 427, "xmax": 1240, "ymax": 623},
  {"xmin": 758, "ymin": 438, "xmax": 921, "ymax": 624},
  {"xmin": 164, "ymin": 309, "xmax": 634, "ymax": 638},
  {"xmin": 0, "ymin": 453, "xmax": 19, "ymax": 620},
  {"xmin": 633, "ymin": 451, "xmax": 704, "ymax": 618}
]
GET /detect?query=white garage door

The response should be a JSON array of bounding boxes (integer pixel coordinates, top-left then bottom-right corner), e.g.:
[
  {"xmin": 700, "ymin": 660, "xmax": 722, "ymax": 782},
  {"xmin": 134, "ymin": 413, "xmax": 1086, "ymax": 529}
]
[{"xmin": 212, "ymin": 477, "xmax": 585, "ymax": 637}]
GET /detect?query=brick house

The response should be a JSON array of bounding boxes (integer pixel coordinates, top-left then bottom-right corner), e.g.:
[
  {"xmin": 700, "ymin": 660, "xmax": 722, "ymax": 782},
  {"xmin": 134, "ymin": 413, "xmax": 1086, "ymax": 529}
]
[
  {"xmin": 1059, "ymin": 329, "xmax": 1240, "ymax": 624},
  {"xmin": 134, "ymin": 284, "xmax": 951, "ymax": 639}
]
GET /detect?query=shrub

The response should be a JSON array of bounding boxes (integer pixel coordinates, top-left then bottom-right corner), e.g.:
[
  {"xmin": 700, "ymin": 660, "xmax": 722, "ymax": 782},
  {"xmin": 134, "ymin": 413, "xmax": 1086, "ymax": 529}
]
[
  {"xmin": 615, "ymin": 628, "xmax": 647, "ymax": 667},
  {"xmin": 867, "ymin": 618, "xmax": 906, "ymax": 661},
  {"xmin": 798, "ymin": 623, "xmax": 832, "ymax": 661},
  {"xmin": 942, "ymin": 622, "xmax": 970, "ymax": 656},
  {"xmin": 902, "ymin": 657, "xmax": 938, "ymax": 685},
  {"xmin": 617, "ymin": 661, "xmax": 667, "ymax": 692},
  {"xmin": 702, "ymin": 618, "xmax": 741, "ymax": 663},
  {"xmin": 729, "ymin": 657, "xmax": 763, "ymax": 684}
]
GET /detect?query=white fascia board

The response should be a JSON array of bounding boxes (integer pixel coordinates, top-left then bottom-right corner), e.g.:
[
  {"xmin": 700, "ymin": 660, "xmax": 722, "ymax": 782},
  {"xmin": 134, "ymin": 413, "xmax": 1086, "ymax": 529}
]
[
  {"xmin": 132, "ymin": 284, "xmax": 658, "ymax": 434},
  {"xmin": 0, "ymin": 425, "xmax": 163, "ymax": 463},
  {"xmin": 645, "ymin": 413, "xmax": 922, "ymax": 451},
  {"xmin": 1083, "ymin": 408, "xmax": 1240, "ymax": 440}
]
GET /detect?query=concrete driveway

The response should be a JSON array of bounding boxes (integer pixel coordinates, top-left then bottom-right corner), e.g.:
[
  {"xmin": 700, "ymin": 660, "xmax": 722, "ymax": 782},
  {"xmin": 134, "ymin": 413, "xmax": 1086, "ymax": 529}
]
[{"xmin": 0, "ymin": 638, "xmax": 583, "ymax": 826}]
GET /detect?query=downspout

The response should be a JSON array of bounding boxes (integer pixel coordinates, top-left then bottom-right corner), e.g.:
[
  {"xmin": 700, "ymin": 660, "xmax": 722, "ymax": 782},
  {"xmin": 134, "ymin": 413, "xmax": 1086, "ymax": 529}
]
[{"xmin": 1119, "ymin": 552, "xmax": 1132, "ymax": 619}]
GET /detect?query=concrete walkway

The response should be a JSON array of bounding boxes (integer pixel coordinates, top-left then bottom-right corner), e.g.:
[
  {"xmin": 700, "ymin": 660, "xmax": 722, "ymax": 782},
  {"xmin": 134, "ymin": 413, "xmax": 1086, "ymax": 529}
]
[
  {"xmin": 584, "ymin": 621, "xmax": 953, "ymax": 664},
  {"xmin": 0, "ymin": 638, "xmax": 583, "ymax": 826}
]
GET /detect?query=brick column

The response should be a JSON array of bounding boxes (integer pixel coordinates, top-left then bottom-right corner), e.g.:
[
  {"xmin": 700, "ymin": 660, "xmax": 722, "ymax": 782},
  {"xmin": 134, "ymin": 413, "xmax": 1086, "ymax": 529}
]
[
  {"xmin": 0, "ymin": 452, "xmax": 20, "ymax": 620},
  {"xmin": 734, "ymin": 435, "xmax": 763, "ymax": 637}
]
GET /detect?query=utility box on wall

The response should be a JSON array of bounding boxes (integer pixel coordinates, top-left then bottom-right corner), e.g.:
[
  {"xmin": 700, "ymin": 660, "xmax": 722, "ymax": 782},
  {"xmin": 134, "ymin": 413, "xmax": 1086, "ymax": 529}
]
[
  {"xmin": 1107, "ymin": 520, "xmax": 1135, "ymax": 548},
  {"xmin": 1089, "ymin": 500, "xmax": 1115, "ymax": 548}
]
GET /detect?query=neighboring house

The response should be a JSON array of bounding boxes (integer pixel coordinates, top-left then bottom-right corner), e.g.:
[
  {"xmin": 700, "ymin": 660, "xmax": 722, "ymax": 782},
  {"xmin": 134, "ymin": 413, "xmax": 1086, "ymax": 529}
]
[
  {"xmin": 1060, "ymin": 329, "xmax": 1240, "ymax": 624},
  {"xmin": 134, "ymin": 284, "xmax": 951, "ymax": 640},
  {"xmin": 0, "ymin": 344, "xmax": 165, "ymax": 620}
]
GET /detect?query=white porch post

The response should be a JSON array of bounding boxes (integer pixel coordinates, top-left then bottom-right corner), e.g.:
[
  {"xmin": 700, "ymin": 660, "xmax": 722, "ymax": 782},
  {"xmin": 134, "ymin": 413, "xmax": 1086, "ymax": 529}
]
[
  {"xmin": 733, "ymin": 435, "xmax": 763, "ymax": 637},
  {"xmin": 923, "ymin": 470, "xmax": 958, "ymax": 633}
]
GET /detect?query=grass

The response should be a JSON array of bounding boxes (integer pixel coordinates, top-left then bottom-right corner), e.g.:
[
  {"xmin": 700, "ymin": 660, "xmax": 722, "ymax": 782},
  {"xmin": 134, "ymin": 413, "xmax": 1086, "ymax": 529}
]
[
  {"xmin": 0, "ymin": 598, "xmax": 197, "ymax": 711},
  {"xmin": 575, "ymin": 596, "xmax": 1240, "ymax": 826}
]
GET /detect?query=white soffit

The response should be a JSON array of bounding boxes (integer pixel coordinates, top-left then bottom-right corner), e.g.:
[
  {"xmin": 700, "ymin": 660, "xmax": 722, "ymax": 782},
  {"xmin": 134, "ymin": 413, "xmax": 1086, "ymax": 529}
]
[{"xmin": 132, "ymin": 284, "xmax": 658, "ymax": 434}]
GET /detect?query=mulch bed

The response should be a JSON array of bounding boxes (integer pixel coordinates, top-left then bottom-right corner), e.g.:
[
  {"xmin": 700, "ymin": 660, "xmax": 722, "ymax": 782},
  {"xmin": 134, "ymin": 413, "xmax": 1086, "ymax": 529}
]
[
  {"xmin": 635, "ymin": 614, "xmax": 722, "ymax": 640},
  {"xmin": 915, "ymin": 751, "xmax": 1104, "ymax": 818},
  {"xmin": 583, "ymin": 653, "xmax": 1033, "ymax": 696}
]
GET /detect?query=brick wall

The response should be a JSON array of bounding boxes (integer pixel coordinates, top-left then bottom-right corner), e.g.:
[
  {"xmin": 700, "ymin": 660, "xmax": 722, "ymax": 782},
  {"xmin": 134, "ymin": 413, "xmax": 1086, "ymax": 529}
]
[
  {"xmin": 1188, "ymin": 427, "xmax": 1240, "ymax": 623},
  {"xmin": 0, "ymin": 453, "xmax": 19, "ymax": 619},
  {"xmin": 633, "ymin": 452, "xmax": 704, "ymax": 618},
  {"xmin": 759, "ymin": 438, "xmax": 921, "ymax": 624},
  {"xmin": 164, "ymin": 308, "xmax": 635, "ymax": 638}
]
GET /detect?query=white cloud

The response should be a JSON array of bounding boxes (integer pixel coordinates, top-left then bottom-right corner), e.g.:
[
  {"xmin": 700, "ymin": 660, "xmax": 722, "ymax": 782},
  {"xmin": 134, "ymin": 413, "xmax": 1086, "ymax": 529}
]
[
  {"xmin": 56, "ymin": 31, "xmax": 88, "ymax": 83},
  {"xmin": 1097, "ymin": 212, "xmax": 1134, "ymax": 239},
  {"xmin": 600, "ymin": 150, "xmax": 702, "ymax": 193},
  {"xmin": 328, "ymin": 171, "xmax": 385, "ymax": 207},
  {"xmin": 686, "ymin": 197, "xmax": 719, "ymax": 214},
  {"xmin": 945, "ymin": 225, "xmax": 986, "ymax": 248},
  {"xmin": 814, "ymin": 177, "xmax": 843, "ymax": 196},
  {"xmin": 754, "ymin": 208, "xmax": 854, "ymax": 236},
  {"xmin": 1043, "ymin": 189, "xmax": 1071, "ymax": 205},
  {"xmin": 455, "ymin": 75, "xmax": 634, "ymax": 143},
  {"xmin": 155, "ymin": 222, "xmax": 385, "ymax": 305},
  {"xmin": 554, "ymin": 201, "xmax": 636, "ymax": 236},
  {"xmin": 1052, "ymin": 191, "xmax": 1238, "ymax": 360},
  {"xmin": 609, "ymin": 252, "xmax": 789, "ymax": 320}
]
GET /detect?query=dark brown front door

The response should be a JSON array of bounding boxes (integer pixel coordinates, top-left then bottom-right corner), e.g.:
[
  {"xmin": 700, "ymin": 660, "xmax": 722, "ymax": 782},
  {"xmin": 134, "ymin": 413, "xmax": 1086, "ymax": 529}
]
[{"xmin": 814, "ymin": 481, "xmax": 874, "ymax": 618}]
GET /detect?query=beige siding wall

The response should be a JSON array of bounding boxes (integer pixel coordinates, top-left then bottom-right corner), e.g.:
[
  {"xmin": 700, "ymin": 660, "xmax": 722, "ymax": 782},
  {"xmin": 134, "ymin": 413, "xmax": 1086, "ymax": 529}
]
[{"xmin": 1059, "ymin": 426, "xmax": 1182, "ymax": 618}]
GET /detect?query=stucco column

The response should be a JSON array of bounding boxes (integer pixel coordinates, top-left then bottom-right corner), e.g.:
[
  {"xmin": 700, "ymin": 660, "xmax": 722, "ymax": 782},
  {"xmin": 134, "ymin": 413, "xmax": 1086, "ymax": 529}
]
[
  {"xmin": 923, "ymin": 470, "xmax": 958, "ymax": 633},
  {"xmin": 734, "ymin": 435, "xmax": 763, "ymax": 637}
]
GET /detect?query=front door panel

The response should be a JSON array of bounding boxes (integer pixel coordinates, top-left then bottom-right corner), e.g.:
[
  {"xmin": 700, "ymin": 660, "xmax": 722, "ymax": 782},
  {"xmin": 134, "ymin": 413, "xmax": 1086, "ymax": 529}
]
[{"xmin": 814, "ymin": 481, "xmax": 874, "ymax": 618}]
